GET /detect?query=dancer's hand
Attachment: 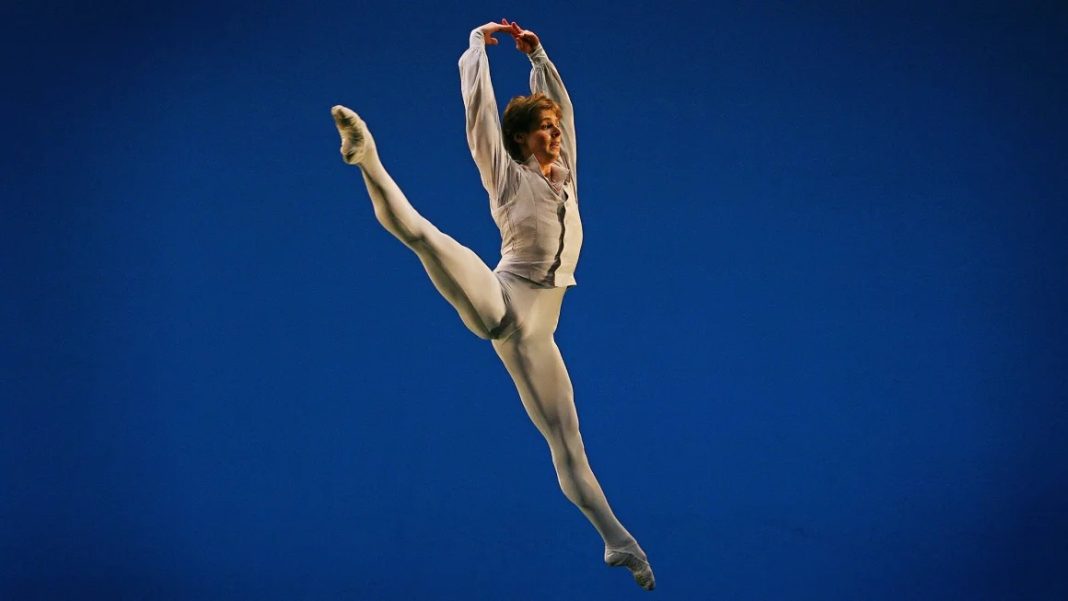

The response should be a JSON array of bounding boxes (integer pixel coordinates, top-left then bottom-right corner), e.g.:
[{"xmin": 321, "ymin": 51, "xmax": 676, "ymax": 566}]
[
  {"xmin": 503, "ymin": 19, "xmax": 541, "ymax": 54},
  {"xmin": 479, "ymin": 21, "xmax": 513, "ymax": 46}
]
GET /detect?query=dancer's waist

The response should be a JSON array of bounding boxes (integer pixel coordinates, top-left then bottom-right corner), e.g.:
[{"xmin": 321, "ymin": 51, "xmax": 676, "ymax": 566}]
[{"xmin": 495, "ymin": 259, "xmax": 578, "ymax": 289}]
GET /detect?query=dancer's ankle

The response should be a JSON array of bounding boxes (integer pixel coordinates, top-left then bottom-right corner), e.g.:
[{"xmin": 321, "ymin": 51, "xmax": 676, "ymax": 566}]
[{"xmin": 605, "ymin": 534, "xmax": 637, "ymax": 549}]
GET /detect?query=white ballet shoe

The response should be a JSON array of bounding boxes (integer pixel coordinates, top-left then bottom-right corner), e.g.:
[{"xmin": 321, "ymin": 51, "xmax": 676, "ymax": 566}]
[
  {"xmin": 604, "ymin": 541, "xmax": 656, "ymax": 591},
  {"xmin": 331, "ymin": 105, "xmax": 375, "ymax": 165}
]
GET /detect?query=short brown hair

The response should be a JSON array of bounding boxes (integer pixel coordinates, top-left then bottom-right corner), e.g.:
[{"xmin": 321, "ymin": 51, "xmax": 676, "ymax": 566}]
[{"xmin": 502, "ymin": 92, "xmax": 562, "ymax": 161}]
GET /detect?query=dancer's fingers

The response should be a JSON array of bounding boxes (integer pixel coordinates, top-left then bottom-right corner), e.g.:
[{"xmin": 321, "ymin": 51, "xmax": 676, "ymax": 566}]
[
  {"xmin": 481, "ymin": 22, "xmax": 510, "ymax": 33},
  {"xmin": 504, "ymin": 18, "xmax": 520, "ymax": 39}
]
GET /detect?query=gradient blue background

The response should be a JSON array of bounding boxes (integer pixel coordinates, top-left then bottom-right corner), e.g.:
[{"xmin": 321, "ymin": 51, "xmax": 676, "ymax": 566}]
[{"xmin": 4, "ymin": 1, "xmax": 1067, "ymax": 599}]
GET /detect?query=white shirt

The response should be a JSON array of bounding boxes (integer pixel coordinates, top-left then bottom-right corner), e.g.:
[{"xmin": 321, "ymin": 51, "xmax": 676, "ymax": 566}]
[{"xmin": 459, "ymin": 27, "xmax": 583, "ymax": 288}]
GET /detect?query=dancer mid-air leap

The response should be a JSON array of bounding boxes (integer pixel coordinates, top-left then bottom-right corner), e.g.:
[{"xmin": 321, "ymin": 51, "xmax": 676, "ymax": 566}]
[{"xmin": 331, "ymin": 19, "xmax": 654, "ymax": 590}]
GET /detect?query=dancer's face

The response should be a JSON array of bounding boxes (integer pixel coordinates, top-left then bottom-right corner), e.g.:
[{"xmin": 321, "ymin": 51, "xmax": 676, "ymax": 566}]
[{"xmin": 517, "ymin": 109, "xmax": 562, "ymax": 165}]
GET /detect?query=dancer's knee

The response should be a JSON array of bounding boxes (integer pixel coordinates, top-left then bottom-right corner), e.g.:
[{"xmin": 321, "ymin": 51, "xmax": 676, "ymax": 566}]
[
  {"xmin": 549, "ymin": 436, "xmax": 594, "ymax": 507},
  {"xmin": 548, "ymin": 428, "xmax": 588, "ymax": 472},
  {"xmin": 374, "ymin": 205, "xmax": 428, "ymax": 247}
]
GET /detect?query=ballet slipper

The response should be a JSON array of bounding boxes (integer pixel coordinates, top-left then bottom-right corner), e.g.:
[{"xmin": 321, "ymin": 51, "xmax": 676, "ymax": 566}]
[
  {"xmin": 604, "ymin": 541, "xmax": 656, "ymax": 591},
  {"xmin": 331, "ymin": 105, "xmax": 376, "ymax": 165}
]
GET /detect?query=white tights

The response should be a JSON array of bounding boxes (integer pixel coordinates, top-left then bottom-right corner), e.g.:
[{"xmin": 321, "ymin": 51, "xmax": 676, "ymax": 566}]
[{"xmin": 355, "ymin": 155, "xmax": 635, "ymax": 549}]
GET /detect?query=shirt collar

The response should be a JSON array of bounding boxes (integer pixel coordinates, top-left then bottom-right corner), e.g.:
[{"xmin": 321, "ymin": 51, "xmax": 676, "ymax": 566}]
[{"xmin": 523, "ymin": 153, "xmax": 571, "ymax": 189}]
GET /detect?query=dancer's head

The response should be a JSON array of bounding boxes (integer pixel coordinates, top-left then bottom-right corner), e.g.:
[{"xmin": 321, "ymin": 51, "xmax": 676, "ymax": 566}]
[{"xmin": 503, "ymin": 92, "xmax": 563, "ymax": 164}]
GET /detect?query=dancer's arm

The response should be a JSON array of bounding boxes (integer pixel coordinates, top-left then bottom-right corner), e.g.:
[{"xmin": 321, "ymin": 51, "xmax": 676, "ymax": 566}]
[
  {"xmin": 509, "ymin": 21, "xmax": 577, "ymax": 174},
  {"xmin": 459, "ymin": 23, "xmax": 515, "ymax": 203}
]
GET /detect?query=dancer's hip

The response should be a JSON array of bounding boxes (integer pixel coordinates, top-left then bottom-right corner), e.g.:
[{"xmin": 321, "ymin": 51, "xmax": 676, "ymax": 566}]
[{"xmin": 493, "ymin": 270, "xmax": 567, "ymax": 342}]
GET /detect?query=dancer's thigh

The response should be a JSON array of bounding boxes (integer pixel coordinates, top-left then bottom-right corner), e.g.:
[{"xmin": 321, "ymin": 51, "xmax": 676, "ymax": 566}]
[
  {"xmin": 491, "ymin": 274, "xmax": 576, "ymax": 435},
  {"xmin": 410, "ymin": 224, "xmax": 507, "ymax": 339},
  {"xmin": 493, "ymin": 333, "xmax": 580, "ymax": 437}
]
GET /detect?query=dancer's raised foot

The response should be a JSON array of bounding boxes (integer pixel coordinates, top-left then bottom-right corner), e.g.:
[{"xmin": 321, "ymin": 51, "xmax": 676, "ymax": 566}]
[
  {"xmin": 605, "ymin": 540, "xmax": 656, "ymax": 591},
  {"xmin": 331, "ymin": 105, "xmax": 375, "ymax": 165}
]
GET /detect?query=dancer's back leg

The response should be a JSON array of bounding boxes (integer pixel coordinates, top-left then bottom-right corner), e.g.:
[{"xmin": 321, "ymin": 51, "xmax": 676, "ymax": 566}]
[
  {"xmin": 332, "ymin": 105, "xmax": 508, "ymax": 339},
  {"xmin": 489, "ymin": 288, "xmax": 655, "ymax": 590}
]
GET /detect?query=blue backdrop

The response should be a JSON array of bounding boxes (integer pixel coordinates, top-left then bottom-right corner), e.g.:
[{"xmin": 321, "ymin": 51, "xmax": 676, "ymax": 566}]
[{"xmin": 4, "ymin": 1, "xmax": 1067, "ymax": 599}]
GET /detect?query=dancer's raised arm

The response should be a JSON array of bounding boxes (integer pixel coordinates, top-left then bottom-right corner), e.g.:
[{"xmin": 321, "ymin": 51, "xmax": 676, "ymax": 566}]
[
  {"xmin": 508, "ymin": 21, "xmax": 577, "ymax": 173},
  {"xmin": 459, "ymin": 22, "xmax": 516, "ymax": 204}
]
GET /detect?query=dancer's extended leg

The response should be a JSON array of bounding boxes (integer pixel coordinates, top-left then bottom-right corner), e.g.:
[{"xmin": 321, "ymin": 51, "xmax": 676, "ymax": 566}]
[
  {"xmin": 332, "ymin": 105, "xmax": 508, "ymax": 339},
  {"xmin": 492, "ymin": 330, "xmax": 655, "ymax": 590}
]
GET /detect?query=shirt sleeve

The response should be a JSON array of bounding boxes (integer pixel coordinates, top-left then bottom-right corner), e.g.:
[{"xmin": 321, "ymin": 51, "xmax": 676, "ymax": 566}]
[
  {"xmin": 528, "ymin": 44, "xmax": 577, "ymax": 175},
  {"xmin": 459, "ymin": 27, "xmax": 513, "ymax": 204}
]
